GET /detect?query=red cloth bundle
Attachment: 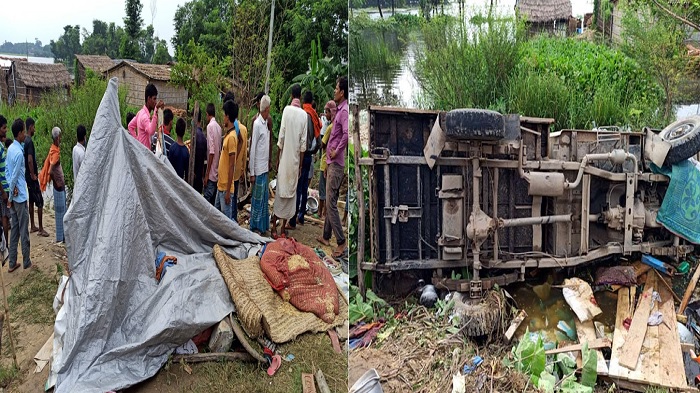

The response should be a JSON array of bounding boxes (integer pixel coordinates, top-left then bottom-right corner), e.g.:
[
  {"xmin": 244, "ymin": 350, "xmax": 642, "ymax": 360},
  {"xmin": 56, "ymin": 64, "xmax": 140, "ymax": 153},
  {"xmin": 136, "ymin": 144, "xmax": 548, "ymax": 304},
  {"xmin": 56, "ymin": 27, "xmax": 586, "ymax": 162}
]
[{"xmin": 260, "ymin": 238, "xmax": 339, "ymax": 323}]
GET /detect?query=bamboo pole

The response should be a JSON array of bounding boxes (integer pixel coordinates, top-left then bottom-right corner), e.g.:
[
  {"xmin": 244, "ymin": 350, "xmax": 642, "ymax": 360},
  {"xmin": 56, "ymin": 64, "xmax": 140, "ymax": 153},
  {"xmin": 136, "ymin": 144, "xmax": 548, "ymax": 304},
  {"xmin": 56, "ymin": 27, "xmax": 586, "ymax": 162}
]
[
  {"xmin": 188, "ymin": 102, "xmax": 199, "ymax": 187},
  {"xmin": 0, "ymin": 257, "xmax": 18, "ymax": 369},
  {"xmin": 264, "ymin": 0, "xmax": 276, "ymax": 94},
  {"xmin": 352, "ymin": 104, "xmax": 365, "ymax": 298}
]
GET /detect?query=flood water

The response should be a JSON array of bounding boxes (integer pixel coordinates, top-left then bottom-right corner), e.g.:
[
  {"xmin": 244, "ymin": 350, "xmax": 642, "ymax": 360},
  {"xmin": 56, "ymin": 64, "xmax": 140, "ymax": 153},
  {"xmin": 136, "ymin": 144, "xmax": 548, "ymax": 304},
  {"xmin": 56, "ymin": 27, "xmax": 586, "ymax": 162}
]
[{"xmin": 508, "ymin": 278, "xmax": 617, "ymax": 343}]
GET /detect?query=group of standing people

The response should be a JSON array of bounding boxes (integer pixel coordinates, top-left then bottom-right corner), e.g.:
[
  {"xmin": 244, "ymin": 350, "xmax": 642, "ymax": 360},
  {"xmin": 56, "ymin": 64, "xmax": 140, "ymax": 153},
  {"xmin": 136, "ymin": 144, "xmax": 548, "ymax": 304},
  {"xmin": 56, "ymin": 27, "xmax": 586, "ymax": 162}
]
[
  {"xmin": 0, "ymin": 115, "xmax": 77, "ymax": 273},
  {"xmin": 127, "ymin": 77, "xmax": 348, "ymax": 259},
  {"xmin": 271, "ymin": 77, "xmax": 349, "ymax": 258}
]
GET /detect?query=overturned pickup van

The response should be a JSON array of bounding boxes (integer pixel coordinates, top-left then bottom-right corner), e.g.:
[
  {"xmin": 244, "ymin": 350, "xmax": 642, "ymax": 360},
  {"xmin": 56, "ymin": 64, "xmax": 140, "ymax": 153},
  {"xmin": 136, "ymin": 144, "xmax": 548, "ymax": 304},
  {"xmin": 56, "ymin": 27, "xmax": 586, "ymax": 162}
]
[{"xmin": 358, "ymin": 107, "xmax": 699, "ymax": 302}]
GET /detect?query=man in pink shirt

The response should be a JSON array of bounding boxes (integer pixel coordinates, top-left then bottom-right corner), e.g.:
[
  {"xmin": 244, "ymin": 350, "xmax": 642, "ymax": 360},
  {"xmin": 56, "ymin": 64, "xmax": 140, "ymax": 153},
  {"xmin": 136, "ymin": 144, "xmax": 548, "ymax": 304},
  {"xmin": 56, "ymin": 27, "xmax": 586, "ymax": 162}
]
[
  {"xmin": 128, "ymin": 83, "xmax": 164, "ymax": 149},
  {"xmin": 203, "ymin": 103, "xmax": 222, "ymax": 205}
]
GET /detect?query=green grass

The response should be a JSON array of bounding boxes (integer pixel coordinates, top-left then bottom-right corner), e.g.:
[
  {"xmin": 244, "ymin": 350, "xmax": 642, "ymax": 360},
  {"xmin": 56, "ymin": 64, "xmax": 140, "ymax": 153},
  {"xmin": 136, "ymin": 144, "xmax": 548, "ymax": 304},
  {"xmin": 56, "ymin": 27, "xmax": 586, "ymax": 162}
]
[
  {"xmin": 0, "ymin": 364, "xmax": 19, "ymax": 388},
  {"xmin": 127, "ymin": 333, "xmax": 347, "ymax": 393},
  {"xmin": 7, "ymin": 268, "xmax": 56, "ymax": 325}
]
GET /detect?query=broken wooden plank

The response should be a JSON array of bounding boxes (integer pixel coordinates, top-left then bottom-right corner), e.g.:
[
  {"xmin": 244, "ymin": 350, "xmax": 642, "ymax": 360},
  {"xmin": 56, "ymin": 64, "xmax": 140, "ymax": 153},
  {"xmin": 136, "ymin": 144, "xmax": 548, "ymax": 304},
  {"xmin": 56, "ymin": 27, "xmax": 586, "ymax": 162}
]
[
  {"xmin": 315, "ymin": 369, "xmax": 331, "ymax": 393},
  {"xmin": 619, "ymin": 273, "xmax": 656, "ymax": 370},
  {"xmin": 302, "ymin": 373, "xmax": 317, "ymax": 393},
  {"xmin": 680, "ymin": 259, "xmax": 700, "ymax": 315},
  {"xmin": 544, "ymin": 338, "xmax": 612, "ymax": 355},
  {"xmin": 575, "ymin": 319, "xmax": 609, "ymax": 375},
  {"xmin": 505, "ymin": 310, "xmax": 527, "ymax": 342},
  {"xmin": 658, "ymin": 283, "xmax": 689, "ymax": 388},
  {"xmin": 171, "ymin": 352, "xmax": 255, "ymax": 363},
  {"xmin": 608, "ymin": 286, "xmax": 636, "ymax": 380}
]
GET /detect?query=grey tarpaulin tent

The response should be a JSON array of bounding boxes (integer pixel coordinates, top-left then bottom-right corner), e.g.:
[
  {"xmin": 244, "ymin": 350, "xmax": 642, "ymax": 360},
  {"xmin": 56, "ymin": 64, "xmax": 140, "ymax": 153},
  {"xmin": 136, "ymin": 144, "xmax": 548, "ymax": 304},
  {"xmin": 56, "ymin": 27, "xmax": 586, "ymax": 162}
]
[{"xmin": 53, "ymin": 78, "xmax": 266, "ymax": 392}]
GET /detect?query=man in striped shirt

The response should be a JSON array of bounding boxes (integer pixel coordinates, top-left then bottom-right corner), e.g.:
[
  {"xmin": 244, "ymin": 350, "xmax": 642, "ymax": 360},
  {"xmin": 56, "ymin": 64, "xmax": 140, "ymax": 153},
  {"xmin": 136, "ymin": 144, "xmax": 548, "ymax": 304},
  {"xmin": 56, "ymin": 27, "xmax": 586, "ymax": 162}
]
[{"xmin": 0, "ymin": 116, "xmax": 8, "ymax": 248}]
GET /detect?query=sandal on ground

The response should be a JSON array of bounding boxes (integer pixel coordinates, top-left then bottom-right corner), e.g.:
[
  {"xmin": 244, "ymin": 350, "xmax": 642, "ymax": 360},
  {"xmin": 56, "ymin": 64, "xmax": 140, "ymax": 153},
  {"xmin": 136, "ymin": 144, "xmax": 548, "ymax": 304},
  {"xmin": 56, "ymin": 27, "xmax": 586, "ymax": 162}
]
[
  {"xmin": 30, "ymin": 227, "xmax": 38, "ymax": 233},
  {"xmin": 38, "ymin": 230, "xmax": 50, "ymax": 237},
  {"xmin": 316, "ymin": 236, "xmax": 330, "ymax": 246},
  {"xmin": 8, "ymin": 264, "xmax": 19, "ymax": 273},
  {"xmin": 267, "ymin": 354, "xmax": 282, "ymax": 376}
]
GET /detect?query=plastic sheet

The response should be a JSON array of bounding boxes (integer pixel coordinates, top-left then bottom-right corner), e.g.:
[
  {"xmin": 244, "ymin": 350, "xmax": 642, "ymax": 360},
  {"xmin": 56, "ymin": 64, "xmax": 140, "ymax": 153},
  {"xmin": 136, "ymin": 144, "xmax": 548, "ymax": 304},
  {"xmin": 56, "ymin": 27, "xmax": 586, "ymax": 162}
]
[{"xmin": 53, "ymin": 78, "xmax": 266, "ymax": 392}]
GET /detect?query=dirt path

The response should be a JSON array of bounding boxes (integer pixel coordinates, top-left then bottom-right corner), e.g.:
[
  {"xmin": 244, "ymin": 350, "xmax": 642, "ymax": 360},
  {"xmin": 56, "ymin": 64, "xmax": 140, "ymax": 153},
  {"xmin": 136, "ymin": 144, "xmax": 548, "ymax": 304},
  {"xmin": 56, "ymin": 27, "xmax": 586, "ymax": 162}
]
[{"xmin": 0, "ymin": 210, "xmax": 66, "ymax": 393}]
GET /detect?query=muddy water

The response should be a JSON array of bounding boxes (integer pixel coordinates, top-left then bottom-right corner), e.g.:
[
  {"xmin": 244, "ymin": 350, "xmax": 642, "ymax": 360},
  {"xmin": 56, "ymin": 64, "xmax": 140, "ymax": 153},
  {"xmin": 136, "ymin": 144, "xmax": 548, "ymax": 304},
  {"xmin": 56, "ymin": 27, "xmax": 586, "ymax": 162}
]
[{"xmin": 508, "ymin": 280, "xmax": 617, "ymax": 343}]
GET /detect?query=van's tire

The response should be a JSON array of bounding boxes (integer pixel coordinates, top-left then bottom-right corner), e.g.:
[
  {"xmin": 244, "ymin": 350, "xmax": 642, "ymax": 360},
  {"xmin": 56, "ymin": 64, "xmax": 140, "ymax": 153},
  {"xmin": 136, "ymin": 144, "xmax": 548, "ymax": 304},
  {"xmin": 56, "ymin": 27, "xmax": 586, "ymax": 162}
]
[
  {"xmin": 659, "ymin": 116, "xmax": 700, "ymax": 165},
  {"xmin": 445, "ymin": 109, "xmax": 505, "ymax": 140},
  {"xmin": 453, "ymin": 290, "xmax": 505, "ymax": 337}
]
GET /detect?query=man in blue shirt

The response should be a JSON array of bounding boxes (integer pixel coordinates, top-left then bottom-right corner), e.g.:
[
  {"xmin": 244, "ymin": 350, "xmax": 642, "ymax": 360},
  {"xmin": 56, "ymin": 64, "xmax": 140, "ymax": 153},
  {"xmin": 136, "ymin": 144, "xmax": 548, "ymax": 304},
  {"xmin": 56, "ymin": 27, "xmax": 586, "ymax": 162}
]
[{"xmin": 7, "ymin": 119, "xmax": 31, "ymax": 272}]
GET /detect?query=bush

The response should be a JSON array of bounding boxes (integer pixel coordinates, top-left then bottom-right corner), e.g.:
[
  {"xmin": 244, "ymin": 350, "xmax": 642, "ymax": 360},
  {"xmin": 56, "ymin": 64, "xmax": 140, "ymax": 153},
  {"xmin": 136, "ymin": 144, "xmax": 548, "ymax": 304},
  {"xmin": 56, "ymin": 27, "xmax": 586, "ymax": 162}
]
[
  {"xmin": 0, "ymin": 72, "xmax": 133, "ymax": 200},
  {"xmin": 414, "ymin": 13, "xmax": 667, "ymax": 130}
]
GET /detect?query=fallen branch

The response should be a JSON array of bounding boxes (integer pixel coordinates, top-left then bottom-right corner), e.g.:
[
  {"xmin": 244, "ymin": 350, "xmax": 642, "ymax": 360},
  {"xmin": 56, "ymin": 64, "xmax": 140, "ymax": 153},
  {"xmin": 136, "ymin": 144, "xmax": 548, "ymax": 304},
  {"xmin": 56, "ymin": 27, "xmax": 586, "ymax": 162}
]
[{"xmin": 171, "ymin": 352, "xmax": 255, "ymax": 363}]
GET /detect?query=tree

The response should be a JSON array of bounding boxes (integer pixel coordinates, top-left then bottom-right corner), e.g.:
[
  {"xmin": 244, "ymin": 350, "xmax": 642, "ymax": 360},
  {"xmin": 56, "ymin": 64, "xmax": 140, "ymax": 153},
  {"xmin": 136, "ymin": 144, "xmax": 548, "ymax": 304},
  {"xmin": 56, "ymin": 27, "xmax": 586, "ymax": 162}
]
[
  {"xmin": 170, "ymin": 40, "xmax": 230, "ymax": 107},
  {"xmin": 139, "ymin": 24, "xmax": 157, "ymax": 62},
  {"xmin": 50, "ymin": 25, "xmax": 82, "ymax": 71},
  {"xmin": 172, "ymin": 0, "xmax": 231, "ymax": 61},
  {"xmin": 122, "ymin": 0, "xmax": 143, "ymax": 59},
  {"xmin": 621, "ymin": 3, "xmax": 688, "ymax": 119},
  {"xmin": 152, "ymin": 41, "xmax": 171, "ymax": 64},
  {"xmin": 82, "ymin": 20, "xmax": 110, "ymax": 55}
]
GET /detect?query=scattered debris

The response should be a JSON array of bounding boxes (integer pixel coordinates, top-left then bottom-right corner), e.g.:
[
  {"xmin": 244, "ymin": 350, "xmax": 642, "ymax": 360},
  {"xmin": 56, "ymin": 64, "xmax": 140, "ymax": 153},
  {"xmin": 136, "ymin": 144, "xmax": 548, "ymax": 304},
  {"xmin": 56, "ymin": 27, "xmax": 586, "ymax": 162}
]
[
  {"xmin": 595, "ymin": 266, "xmax": 636, "ymax": 286},
  {"xmin": 314, "ymin": 369, "xmax": 331, "ymax": 393},
  {"xmin": 562, "ymin": 278, "xmax": 601, "ymax": 323},
  {"xmin": 505, "ymin": 310, "xmax": 527, "ymax": 341},
  {"xmin": 302, "ymin": 373, "xmax": 316, "ymax": 393},
  {"xmin": 463, "ymin": 356, "xmax": 483, "ymax": 374}
]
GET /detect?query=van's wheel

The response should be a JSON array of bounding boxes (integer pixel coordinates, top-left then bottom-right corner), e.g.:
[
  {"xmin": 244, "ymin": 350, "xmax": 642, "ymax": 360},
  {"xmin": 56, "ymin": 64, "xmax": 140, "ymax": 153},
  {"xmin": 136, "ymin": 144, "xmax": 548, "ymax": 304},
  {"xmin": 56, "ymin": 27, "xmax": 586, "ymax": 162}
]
[
  {"xmin": 452, "ymin": 290, "xmax": 506, "ymax": 337},
  {"xmin": 659, "ymin": 116, "xmax": 700, "ymax": 165},
  {"xmin": 445, "ymin": 109, "xmax": 505, "ymax": 140}
]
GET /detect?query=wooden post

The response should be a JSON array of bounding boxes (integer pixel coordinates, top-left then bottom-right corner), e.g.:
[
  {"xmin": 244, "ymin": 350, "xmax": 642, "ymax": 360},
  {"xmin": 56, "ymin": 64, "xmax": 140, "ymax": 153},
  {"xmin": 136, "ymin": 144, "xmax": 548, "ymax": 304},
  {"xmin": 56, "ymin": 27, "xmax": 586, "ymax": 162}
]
[
  {"xmin": 188, "ymin": 102, "xmax": 199, "ymax": 186},
  {"xmin": 352, "ymin": 104, "xmax": 365, "ymax": 297},
  {"xmin": 0, "ymin": 261, "xmax": 18, "ymax": 370},
  {"xmin": 679, "ymin": 258, "xmax": 700, "ymax": 315}
]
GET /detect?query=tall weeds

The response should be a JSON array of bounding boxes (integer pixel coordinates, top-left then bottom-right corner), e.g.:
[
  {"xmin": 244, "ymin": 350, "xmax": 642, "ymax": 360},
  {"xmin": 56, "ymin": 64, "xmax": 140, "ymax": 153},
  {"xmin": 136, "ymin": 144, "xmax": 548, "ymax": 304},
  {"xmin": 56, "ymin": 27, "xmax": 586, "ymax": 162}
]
[
  {"xmin": 414, "ymin": 14, "xmax": 669, "ymax": 130},
  {"xmin": 0, "ymin": 72, "xmax": 134, "ymax": 197}
]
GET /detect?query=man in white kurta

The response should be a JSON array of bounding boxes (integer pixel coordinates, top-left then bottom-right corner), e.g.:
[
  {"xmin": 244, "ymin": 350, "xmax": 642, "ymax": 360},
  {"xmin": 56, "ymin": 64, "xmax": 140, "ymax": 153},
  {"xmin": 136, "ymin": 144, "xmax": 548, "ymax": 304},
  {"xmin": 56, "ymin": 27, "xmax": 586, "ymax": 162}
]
[{"xmin": 272, "ymin": 84, "xmax": 307, "ymax": 237}]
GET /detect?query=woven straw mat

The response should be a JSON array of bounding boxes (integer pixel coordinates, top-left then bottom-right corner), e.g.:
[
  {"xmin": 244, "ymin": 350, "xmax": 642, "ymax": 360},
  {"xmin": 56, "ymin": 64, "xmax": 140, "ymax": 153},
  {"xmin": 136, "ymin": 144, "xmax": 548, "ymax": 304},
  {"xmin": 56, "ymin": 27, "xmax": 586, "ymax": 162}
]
[{"xmin": 213, "ymin": 245, "xmax": 348, "ymax": 343}]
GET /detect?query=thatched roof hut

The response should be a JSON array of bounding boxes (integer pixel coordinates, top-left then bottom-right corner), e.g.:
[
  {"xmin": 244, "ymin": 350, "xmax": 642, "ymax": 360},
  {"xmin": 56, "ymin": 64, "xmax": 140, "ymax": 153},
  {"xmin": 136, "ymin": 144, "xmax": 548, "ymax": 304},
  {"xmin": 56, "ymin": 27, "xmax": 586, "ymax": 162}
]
[
  {"xmin": 6, "ymin": 61, "xmax": 72, "ymax": 104},
  {"xmin": 105, "ymin": 61, "xmax": 187, "ymax": 109},
  {"xmin": 75, "ymin": 55, "xmax": 115, "ymax": 85},
  {"xmin": 516, "ymin": 0, "xmax": 573, "ymax": 35}
]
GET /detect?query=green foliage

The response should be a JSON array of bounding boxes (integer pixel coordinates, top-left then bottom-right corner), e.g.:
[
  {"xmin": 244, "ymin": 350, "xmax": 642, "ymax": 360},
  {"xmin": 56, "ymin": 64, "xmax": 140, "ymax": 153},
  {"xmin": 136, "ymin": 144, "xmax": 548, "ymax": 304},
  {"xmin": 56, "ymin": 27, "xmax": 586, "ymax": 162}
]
[
  {"xmin": 172, "ymin": 0, "xmax": 232, "ymax": 61},
  {"xmin": 0, "ymin": 72, "xmax": 132, "ymax": 196},
  {"xmin": 0, "ymin": 364, "xmax": 19, "ymax": 388},
  {"xmin": 274, "ymin": 0, "xmax": 348, "ymax": 80},
  {"xmin": 0, "ymin": 39, "xmax": 53, "ymax": 58},
  {"xmin": 171, "ymin": 40, "xmax": 230, "ymax": 110},
  {"xmin": 121, "ymin": 0, "xmax": 144, "ymax": 60},
  {"xmin": 416, "ymin": 14, "xmax": 525, "ymax": 110},
  {"xmin": 620, "ymin": 2, "xmax": 688, "ymax": 119},
  {"xmin": 152, "ymin": 41, "xmax": 171, "ymax": 64},
  {"xmin": 415, "ymin": 13, "xmax": 668, "ymax": 130},
  {"xmin": 518, "ymin": 37, "xmax": 665, "ymax": 129},
  {"xmin": 511, "ymin": 330, "xmax": 546, "ymax": 384},
  {"xmin": 50, "ymin": 25, "xmax": 82, "ymax": 72},
  {"xmin": 507, "ymin": 331, "xmax": 598, "ymax": 392},
  {"xmin": 349, "ymin": 285, "xmax": 394, "ymax": 324},
  {"xmin": 124, "ymin": 0, "xmax": 144, "ymax": 39},
  {"xmin": 81, "ymin": 21, "xmax": 127, "ymax": 60},
  {"xmin": 348, "ymin": 142, "xmax": 370, "ymax": 281},
  {"xmin": 292, "ymin": 36, "xmax": 347, "ymax": 107}
]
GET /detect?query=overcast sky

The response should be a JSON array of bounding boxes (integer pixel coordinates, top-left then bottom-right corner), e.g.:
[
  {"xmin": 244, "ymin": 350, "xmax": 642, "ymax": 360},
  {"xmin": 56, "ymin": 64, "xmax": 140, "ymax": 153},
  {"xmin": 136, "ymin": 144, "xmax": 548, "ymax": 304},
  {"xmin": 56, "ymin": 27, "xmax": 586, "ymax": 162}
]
[{"xmin": 0, "ymin": 0, "xmax": 184, "ymax": 54}]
